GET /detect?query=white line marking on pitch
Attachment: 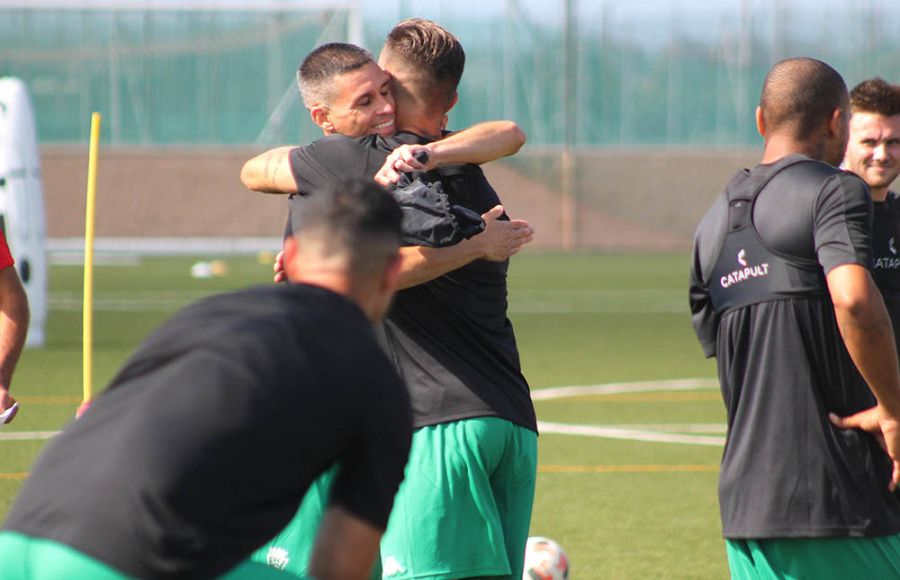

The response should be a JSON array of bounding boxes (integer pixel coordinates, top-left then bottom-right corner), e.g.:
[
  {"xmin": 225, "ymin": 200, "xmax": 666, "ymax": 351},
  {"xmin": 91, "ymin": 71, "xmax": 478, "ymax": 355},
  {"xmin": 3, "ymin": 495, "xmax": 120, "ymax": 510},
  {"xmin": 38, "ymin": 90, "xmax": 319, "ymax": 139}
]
[
  {"xmin": 532, "ymin": 378, "xmax": 726, "ymax": 446},
  {"xmin": 0, "ymin": 431, "xmax": 60, "ymax": 441},
  {"xmin": 2, "ymin": 380, "xmax": 726, "ymax": 445},
  {"xmin": 538, "ymin": 421, "xmax": 725, "ymax": 447},
  {"xmin": 530, "ymin": 377, "xmax": 719, "ymax": 400},
  {"xmin": 605, "ymin": 423, "xmax": 726, "ymax": 434}
]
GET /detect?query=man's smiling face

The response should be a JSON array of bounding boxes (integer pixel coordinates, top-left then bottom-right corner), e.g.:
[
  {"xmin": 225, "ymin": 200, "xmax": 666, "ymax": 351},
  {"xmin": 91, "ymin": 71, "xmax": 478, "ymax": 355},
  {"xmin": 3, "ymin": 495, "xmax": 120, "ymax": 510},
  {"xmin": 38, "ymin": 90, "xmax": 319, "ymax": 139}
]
[{"xmin": 321, "ymin": 61, "xmax": 396, "ymax": 138}]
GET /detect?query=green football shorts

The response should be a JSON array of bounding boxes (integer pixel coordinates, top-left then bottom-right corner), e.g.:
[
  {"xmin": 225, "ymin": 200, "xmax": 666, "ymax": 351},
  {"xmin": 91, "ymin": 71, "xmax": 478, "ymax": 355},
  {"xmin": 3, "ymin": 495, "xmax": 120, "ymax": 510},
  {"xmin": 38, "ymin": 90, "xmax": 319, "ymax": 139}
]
[
  {"xmin": 379, "ymin": 417, "xmax": 538, "ymax": 579},
  {"xmin": 250, "ymin": 465, "xmax": 337, "ymax": 576},
  {"xmin": 249, "ymin": 465, "xmax": 382, "ymax": 579},
  {"xmin": 726, "ymin": 535, "xmax": 900, "ymax": 579},
  {"xmin": 0, "ymin": 531, "xmax": 300, "ymax": 579}
]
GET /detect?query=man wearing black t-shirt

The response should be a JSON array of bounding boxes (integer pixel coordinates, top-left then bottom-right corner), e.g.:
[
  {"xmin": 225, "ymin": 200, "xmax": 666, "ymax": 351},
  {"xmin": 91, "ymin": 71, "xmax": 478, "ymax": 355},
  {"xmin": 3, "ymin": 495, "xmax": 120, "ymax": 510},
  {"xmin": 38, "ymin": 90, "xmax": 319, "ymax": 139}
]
[
  {"xmin": 240, "ymin": 42, "xmax": 533, "ymax": 284},
  {"xmin": 844, "ymin": 78, "xmax": 900, "ymax": 355},
  {"xmin": 691, "ymin": 58, "xmax": 900, "ymax": 578},
  {"xmin": 0, "ymin": 179, "xmax": 411, "ymax": 580},
  {"xmin": 244, "ymin": 20, "xmax": 537, "ymax": 580}
]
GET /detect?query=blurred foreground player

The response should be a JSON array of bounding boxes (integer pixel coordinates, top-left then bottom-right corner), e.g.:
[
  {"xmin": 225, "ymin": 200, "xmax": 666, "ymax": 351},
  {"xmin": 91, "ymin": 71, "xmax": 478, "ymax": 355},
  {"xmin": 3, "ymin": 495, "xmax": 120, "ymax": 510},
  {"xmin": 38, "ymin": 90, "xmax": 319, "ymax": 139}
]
[
  {"xmin": 844, "ymin": 78, "xmax": 900, "ymax": 352},
  {"xmin": 0, "ymin": 178, "xmax": 412, "ymax": 580},
  {"xmin": 0, "ymin": 229, "xmax": 28, "ymax": 425},
  {"xmin": 690, "ymin": 58, "xmax": 900, "ymax": 579}
]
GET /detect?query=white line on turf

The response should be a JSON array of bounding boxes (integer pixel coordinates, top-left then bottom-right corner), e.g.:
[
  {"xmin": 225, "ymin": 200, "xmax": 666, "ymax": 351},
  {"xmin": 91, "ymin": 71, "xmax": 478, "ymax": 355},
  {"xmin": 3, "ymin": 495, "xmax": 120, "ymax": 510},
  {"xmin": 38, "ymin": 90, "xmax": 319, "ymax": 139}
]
[
  {"xmin": 532, "ymin": 378, "xmax": 726, "ymax": 446},
  {"xmin": 600, "ymin": 423, "xmax": 726, "ymax": 434},
  {"xmin": 530, "ymin": 378, "xmax": 719, "ymax": 400},
  {"xmin": 0, "ymin": 380, "xmax": 726, "ymax": 445},
  {"xmin": 0, "ymin": 431, "xmax": 60, "ymax": 441},
  {"xmin": 538, "ymin": 421, "xmax": 725, "ymax": 446}
]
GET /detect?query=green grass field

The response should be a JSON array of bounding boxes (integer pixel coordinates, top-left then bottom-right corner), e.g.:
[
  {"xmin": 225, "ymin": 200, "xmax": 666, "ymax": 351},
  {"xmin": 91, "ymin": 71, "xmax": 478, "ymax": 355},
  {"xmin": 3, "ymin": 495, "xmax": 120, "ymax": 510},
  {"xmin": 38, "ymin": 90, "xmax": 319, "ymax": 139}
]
[{"xmin": 0, "ymin": 251, "xmax": 726, "ymax": 578}]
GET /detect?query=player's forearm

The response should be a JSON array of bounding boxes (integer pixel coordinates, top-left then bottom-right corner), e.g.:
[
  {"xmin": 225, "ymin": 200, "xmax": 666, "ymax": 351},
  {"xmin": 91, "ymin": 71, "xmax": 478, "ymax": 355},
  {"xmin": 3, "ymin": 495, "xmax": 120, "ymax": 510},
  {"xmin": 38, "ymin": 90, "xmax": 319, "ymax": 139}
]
[
  {"xmin": 309, "ymin": 506, "xmax": 382, "ymax": 580},
  {"xmin": 830, "ymin": 267, "xmax": 900, "ymax": 417},
  {"xmin": 397, "ymin": 241, "xmax": 483, "ymax": 289},
  {"xmin": 240, "ymin": 146, "xmax": 298, "ymax": 194},
  {"xmin": 429, "ymin": 120, "xmax": 526, "ymax": 166},
  {"xmin": 837, "ymin": 310, "xmax": 900, "ymax": 416}
]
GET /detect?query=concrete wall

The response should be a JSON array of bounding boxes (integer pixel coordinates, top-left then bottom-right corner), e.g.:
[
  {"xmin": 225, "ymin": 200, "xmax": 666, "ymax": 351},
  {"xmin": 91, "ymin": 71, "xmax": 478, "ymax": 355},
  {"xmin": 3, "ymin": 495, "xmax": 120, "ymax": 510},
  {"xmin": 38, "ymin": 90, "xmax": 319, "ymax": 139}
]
[{"xmin": 41, "ymin": 146, "xmax": 760, "ymax": 251}]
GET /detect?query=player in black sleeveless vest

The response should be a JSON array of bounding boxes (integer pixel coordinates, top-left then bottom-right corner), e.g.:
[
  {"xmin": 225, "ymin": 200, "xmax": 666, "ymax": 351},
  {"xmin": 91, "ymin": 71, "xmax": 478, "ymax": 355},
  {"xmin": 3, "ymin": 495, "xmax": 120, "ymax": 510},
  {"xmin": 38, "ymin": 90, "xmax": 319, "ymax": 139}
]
[
  {"xmin": 708, "ymin": 157, "xmax": 828, "ymax": 313},
  {"xmin": 691, "ymin": 58, "xmax": 900, "ymax": 579}
]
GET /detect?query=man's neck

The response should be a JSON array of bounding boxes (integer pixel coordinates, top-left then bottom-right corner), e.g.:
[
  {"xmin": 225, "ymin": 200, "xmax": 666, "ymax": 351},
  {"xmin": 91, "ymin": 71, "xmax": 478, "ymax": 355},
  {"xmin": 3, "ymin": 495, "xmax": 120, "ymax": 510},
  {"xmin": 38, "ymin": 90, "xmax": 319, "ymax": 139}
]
[
  {"xmin": 871, "ymin": 187, "xmax": 890, "ymax": 203},
  {"xmin": 291, "ymin": 274, "xmax": 376, "ymax": 322},
  {"xmin": 395, "ymin": 112, "xmax": 442, "ymax": 141},
  {"xmin": 760, "ymin": 139, "xmax": 825, "ymax": 165}
]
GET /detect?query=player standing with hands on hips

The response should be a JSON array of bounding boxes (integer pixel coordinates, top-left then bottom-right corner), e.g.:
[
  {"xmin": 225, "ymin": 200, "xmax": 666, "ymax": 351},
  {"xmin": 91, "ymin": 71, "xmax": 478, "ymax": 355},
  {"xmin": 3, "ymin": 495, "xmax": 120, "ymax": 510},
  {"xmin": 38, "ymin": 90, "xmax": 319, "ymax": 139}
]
[{"xmin": 690, "ymin": 58, "xmax": 900, "ymax": 579}]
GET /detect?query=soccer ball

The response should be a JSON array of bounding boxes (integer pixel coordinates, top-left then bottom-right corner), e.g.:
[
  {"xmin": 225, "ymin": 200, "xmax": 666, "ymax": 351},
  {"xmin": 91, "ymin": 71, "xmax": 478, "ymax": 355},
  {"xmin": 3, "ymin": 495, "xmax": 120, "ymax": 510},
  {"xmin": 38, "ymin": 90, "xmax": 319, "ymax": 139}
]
[{"xmin": 523, "ymin": 536, "xmax": 570, "ymax": 580}]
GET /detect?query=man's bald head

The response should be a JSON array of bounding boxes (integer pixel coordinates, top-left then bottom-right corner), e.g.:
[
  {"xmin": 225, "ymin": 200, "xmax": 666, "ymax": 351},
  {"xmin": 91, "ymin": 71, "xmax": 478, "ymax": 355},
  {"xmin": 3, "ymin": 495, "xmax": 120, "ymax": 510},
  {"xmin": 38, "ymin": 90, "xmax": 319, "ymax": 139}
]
[{"xmin": 759, "ymin": 58, "xmax": 848, "ymax": 141}]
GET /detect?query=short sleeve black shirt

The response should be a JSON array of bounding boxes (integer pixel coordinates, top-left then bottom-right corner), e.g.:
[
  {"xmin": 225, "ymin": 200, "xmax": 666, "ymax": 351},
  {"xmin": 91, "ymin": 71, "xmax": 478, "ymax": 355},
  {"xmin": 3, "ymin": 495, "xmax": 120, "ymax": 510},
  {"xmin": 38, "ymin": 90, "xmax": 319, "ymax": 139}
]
[
  {"xmin": 690, "ymin": 154, "xmax": 900, "ymax": 538},
  {"xmin": 872, "ymin": 192, "xmax": 900, "ymax": 355},
  {"xmin": 3, "ymin": 284, "xmax": 412, "ymax": 578},
  {"xmin": 287, "ymin": 133, "xmax": 536, "ymax": 432}
]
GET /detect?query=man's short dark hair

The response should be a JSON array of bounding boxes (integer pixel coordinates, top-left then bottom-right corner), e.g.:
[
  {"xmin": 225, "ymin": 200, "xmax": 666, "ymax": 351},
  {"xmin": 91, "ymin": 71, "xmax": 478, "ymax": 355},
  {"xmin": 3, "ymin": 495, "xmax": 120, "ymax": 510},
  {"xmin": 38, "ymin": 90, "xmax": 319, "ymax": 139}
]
[
  {"xmin": 759, "ymin": 57, "xmax": 848, "ymax": 140},
  {"xmin": 291, "ymin": 178, "xmax": 403, "ymax": 276},
  {"xmin": 382, "ymin": 18, "xmax": 465, "ymax": 113},
  {"xmin": 850, "ymin": 77, "xmax": 900, "ymax": 117},
  {"xmin": 297, "ymin": 43, "xmax": 374, "ymax": 108}
]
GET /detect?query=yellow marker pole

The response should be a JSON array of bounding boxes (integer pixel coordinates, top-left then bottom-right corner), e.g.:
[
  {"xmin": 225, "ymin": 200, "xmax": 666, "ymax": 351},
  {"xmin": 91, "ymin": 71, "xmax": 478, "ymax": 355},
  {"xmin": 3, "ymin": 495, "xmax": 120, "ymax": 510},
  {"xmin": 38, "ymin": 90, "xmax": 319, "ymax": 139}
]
[{"xmin": 82, "ymin": 112, "xmax": 101, "ymax": 409}]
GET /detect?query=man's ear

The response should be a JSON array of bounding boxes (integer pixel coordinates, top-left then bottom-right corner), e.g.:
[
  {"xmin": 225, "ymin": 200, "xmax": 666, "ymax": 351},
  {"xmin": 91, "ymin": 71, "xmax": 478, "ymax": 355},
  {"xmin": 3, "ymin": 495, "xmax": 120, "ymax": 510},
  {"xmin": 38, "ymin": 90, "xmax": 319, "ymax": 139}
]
[
  {"xmin": 827, "ymin": 107, "xmax": 844, "ymax": 138},
  {"xmin": 282, "ymin": 237, "xmax": 299, "ymax": 281},
  {"xmin": 755, "ymin": 106, "xmax": 766, "ymax": 138},
  {"xmin": 310, "ymin": 105, "xmax": 334, "ymax": 134},
  {"xmin": 446, "ymin": 92, "xmax": 459, "ymax": 114}
]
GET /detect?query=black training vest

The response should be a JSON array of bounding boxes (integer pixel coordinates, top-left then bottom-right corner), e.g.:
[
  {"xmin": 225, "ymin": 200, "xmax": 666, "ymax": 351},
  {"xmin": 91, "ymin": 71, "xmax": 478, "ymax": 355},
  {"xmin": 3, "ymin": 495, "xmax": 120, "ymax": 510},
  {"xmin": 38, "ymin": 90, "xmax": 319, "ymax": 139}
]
[{"xmin": 708, "ymin": 160, "xmax": 828, "ymax": 315}]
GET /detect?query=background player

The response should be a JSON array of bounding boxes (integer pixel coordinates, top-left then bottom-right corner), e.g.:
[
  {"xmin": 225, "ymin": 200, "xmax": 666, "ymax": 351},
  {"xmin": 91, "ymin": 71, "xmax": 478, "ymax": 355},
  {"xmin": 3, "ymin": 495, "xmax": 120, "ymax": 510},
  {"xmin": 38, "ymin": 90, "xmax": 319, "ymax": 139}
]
[
  {"xmin": 691, "ymin": 57, "xmax": 900, "ymax": 579},
  {"xmin": 0, "ymin": 178, "xmax": 412, "ymax": 580},
  {"xmin": 843, "ymin": 77, "xmax": 900, "ymax": 352},
  {"xmin": 0, "ymin": 229, "xmax": 28, "ymax": 425}
]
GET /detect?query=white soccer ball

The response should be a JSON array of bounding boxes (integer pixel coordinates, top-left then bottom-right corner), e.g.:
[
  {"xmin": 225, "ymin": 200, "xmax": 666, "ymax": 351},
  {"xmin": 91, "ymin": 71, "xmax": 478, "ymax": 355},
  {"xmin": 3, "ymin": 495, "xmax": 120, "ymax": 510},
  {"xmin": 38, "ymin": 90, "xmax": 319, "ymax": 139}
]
[{"xmin": 523, "ymin": 536, "xmax": 570, "ymax": 580}]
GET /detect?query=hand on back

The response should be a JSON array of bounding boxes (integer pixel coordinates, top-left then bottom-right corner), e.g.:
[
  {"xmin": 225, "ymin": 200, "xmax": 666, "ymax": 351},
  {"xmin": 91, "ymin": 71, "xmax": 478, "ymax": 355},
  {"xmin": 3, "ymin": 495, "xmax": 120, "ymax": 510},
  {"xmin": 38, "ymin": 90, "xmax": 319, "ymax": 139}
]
[{"xmin": 476, "ymin": 205, "xmax": 534, "ymax": 262}]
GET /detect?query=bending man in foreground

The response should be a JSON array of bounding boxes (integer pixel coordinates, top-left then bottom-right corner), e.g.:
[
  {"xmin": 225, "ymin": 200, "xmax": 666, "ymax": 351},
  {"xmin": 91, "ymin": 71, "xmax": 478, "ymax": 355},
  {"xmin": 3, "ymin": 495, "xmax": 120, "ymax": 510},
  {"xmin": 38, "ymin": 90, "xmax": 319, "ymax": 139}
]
[
  {"xmin": 245, "ymin": 20, "xmax": 538, "ymax": 580},
  {"xmin": 0, "ymin": 178, "xmax": 412, "ymax": 580},
  {"xmin": 690, "ymin": 57, "xmax": 900, "ymax": 579}
]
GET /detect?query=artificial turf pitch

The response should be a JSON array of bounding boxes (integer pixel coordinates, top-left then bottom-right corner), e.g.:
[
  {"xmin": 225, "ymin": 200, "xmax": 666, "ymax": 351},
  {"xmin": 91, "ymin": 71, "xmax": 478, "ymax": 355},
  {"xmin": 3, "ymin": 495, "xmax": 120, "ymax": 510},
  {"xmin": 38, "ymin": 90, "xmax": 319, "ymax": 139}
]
[{"xmin": 0, "ymin": 251, "xmax": 726, "ymax": 578}]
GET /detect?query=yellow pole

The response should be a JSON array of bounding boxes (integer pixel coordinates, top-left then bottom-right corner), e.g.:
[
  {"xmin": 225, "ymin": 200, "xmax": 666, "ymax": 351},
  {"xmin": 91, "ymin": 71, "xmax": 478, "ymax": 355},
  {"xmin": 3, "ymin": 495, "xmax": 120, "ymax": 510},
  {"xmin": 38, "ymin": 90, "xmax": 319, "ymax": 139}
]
[{"xmin": 82, "ymin": 112, "xmax": 101, "ymax": 409}]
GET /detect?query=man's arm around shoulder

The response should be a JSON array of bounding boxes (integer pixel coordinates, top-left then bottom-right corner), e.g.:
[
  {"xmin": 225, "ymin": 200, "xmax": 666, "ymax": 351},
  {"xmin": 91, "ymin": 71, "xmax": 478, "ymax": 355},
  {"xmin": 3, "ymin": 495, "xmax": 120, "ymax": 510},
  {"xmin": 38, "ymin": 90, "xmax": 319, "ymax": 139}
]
[
  {"xmin": 240, "ymin": 146, "xmax": 298, "ymax": 194},
  {"xmin": 396, "ymin": 205, "xmax": 534, "ymax": 289},
  {"xmin": 375, "ymin": 121, "xmax": 526, "ymax": 186}
]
